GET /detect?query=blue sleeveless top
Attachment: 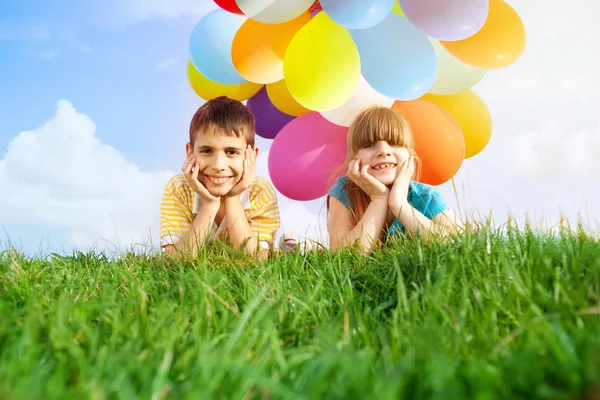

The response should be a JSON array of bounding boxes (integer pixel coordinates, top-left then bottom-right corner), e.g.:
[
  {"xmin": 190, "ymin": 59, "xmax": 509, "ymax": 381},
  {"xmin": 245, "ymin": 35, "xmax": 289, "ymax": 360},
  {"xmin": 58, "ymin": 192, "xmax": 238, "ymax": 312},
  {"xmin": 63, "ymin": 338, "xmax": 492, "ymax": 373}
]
[{"xmin": 327, "ymin": 176, "xmax": 448, "ymax": 237}]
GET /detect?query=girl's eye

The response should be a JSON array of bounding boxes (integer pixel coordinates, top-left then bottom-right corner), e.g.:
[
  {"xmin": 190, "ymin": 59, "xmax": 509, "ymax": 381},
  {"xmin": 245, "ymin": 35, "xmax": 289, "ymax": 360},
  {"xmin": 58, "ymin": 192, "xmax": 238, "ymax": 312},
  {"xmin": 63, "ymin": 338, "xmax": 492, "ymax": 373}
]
[
  {"xmin": 388, "ymin": 141, "xmax": 399, "ymax": 146},
  {"xmin": 364, "ymin": 143, "xmax": 374, "ymax": 148}
]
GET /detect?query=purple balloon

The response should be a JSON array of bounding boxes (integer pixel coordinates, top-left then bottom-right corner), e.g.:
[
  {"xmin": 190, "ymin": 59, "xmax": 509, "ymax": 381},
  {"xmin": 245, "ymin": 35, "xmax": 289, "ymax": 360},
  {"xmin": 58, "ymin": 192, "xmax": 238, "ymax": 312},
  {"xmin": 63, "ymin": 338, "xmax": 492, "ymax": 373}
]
[
  {"xmin": 247, "ymin": 87, "xmax": 295, "ymax": 140},
  {"xmin": 398, "ymin": 0, "xmax": 489, "ymax": 41}
]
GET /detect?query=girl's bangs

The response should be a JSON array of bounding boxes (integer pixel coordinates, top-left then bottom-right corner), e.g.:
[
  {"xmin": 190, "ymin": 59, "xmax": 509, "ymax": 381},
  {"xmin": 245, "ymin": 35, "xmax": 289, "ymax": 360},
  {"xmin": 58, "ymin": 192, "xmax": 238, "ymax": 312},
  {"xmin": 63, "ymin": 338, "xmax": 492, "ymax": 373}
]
[{"xmin": 350, "ymin": 107, "xmax": 410, "ymax": 151}]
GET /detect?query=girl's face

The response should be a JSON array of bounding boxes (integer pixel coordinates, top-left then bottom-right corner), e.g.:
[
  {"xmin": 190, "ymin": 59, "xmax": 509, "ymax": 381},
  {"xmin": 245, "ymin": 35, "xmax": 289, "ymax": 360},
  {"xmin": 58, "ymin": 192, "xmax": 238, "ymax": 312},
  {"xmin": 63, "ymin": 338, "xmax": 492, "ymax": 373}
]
[{"xmin": 354, "ymin": 140, "xmax": 411, "ymax": 186}]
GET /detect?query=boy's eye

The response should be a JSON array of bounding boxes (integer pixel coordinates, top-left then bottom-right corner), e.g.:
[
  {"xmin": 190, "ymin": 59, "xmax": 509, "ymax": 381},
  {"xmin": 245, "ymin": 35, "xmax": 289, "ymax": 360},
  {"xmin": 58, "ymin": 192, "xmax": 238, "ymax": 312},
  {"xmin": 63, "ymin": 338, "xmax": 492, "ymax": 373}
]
[
  {"xmin": 198, "ymin": 149, "xmax": 211, "ymax": 153},
  {"xmin": 226, "ymin": 150, "xmax": 240, "ymax": 155}
]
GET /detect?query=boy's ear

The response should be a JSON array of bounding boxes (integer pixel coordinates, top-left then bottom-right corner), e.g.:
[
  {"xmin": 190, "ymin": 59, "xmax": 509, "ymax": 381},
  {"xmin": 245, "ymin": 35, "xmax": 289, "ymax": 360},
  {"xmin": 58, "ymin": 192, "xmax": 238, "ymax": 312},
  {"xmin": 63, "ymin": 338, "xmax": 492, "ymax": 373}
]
[
  {"xmin": 253, "ymin": 146, "xmax": 259, "ymax": 158},
  {"xmin": 185, "ymin": 142, "xmax": 193, "ymax": 157}
]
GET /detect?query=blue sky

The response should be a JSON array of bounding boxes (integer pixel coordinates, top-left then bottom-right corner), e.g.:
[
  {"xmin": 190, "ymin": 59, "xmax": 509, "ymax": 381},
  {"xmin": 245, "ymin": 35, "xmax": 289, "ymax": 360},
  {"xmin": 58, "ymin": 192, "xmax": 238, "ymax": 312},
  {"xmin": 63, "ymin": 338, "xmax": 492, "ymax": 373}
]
[
  {"xmin": 0, "ymin": 0, "xmax": 203, "ymax": 170},
  {"xmin": 1, "ymin": 0, "xmax": 599, "ymax": 256}
]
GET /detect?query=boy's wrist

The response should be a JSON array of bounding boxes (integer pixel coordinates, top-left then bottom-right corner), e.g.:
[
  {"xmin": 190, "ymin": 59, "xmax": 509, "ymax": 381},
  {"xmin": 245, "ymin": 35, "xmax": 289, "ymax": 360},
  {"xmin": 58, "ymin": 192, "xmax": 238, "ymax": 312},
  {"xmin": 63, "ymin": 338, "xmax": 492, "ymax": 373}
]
[{"xmin": 200, "ymin": 198, "xmax": 221, "ymax": 211}]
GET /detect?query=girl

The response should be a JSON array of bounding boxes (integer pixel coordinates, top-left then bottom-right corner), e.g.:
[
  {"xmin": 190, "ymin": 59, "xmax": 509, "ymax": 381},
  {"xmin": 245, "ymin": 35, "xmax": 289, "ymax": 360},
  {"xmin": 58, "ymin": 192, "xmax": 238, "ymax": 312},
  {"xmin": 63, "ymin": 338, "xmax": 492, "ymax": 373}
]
[{"xmin": 327, "ymin": 106, "xmax": 462, "ymax": 252}]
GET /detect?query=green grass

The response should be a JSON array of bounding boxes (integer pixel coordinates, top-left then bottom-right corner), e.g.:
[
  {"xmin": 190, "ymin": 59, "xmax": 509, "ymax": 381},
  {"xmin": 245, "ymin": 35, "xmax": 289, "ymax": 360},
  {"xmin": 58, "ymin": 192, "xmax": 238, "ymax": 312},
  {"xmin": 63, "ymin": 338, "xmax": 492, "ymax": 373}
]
[{"xmin": 1, "ymin": 225, "xmax": 599, "ymax": 399}]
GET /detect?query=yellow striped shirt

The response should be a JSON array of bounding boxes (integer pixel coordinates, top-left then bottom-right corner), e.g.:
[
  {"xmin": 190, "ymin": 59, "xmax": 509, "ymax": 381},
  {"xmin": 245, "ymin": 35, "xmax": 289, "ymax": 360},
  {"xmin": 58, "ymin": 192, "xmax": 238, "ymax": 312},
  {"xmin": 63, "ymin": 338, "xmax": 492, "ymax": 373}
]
[{"xmin": 160, "ymin": 174, "xmax": 280, "ymax": 250}]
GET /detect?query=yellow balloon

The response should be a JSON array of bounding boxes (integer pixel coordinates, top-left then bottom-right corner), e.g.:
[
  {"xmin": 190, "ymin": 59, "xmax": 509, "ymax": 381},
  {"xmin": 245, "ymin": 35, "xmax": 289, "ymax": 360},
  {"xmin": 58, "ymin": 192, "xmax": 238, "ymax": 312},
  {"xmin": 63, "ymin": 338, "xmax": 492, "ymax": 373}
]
[
  {"xmin": 187, "ymin": 60, "xmax": 262, "ymax": 102},
  {"xmin": 391, "ymin": 1, "xmax": 405, "ymax": 17},
  {"xmin": 440, "ymin": 0, "xmax": 525, "ymax": 69},
  {"xmin": 231, "ymin": 11, "xmax": 311, "ymax": 84},
  {"xmin": 423, "ymin": 91, "xmax": 492, "ymax": 158},
  {"xmin": 283, "ymin": 12, "xmax": 361, "ymax": 111},
  {"xmin": 266, "ymin": 79, "xmax": 311, "ymax": 116}
]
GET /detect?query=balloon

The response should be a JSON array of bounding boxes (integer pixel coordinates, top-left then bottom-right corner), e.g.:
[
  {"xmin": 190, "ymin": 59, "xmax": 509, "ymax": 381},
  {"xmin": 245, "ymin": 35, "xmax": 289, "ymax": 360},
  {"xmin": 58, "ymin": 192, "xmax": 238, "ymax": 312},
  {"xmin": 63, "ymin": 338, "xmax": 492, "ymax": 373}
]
[
  {"xmin": 247, "ymin": 87, "xmax": 296, "ymax": 140},
  {"xmin": 319, "ymin": 0, "xmax": 395, "ymax": 30},
  {"xmin": 232, "ymin": 12, "xmax": 311, "ymax": 84},
  {"xmin": 391, "ymin": 1, "xmax": 405, "ymax": 16},
  {"xmin": 398, "ymin": 0, "xmax": 488, "ymax": 41},
  {"xmin": 268, "ymin": 113, "xmax": 348, "ymax": 201},
  {"xmin": 428, "ymin": 39, "xmax": 486, "ymax": 95},
  {"xmin": 187, "ymin": 60, "xmax": 262, "ymax": 102},
  {"xmin": 309, "ymin": 2, "xmax": 323, "ymax": 16},
  {"xmin": 320, "ymin": 75, "xmax": 394, "ymax": 127},
  {"xmin": 440, "ymin": 0, "xmax": 526, "ymax": 69},
  {"xmin": 423, "ymin": 91, "xmax": 492, "ymax": 159},
  {"xmin": 284, "ymin": 12, "xmax": 361, "ymax": 111},
  {"xmin": 350, "ymin": 13, "xmax": 436, "ymax": 100},
  {"xmin": 391, "ymin": 99, "xmax": 465, "ymax": 185},
  {"xmin": 213, "ymin": 0, "xmax": 243, "ymax": 14},
  {"xmin": 266, "ymin": 80, "xmax": 311, "ymax": 117},
  {"xmin": 188, "ymin": 10, "xmax": 247, "ymax": 85},
  {"xmin": 236, "ymin": 0, "xmax": 314, "ymax": 24}
]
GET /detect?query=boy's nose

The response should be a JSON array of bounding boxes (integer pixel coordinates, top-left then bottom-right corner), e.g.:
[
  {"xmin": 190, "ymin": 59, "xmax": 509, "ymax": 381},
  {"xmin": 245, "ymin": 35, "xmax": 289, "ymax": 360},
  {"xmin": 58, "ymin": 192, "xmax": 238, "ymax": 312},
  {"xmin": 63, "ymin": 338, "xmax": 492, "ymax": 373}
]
[{"xmin": 210, "ymin": 154, "xmax": 227, "ymax": 171}]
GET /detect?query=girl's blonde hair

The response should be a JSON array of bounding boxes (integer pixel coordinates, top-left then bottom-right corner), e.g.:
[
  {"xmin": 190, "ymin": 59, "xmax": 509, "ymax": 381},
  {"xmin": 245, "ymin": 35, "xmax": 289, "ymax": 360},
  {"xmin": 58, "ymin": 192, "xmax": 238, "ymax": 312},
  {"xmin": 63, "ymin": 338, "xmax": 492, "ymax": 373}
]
[{"xmin": 329, "ymin": 106, "xmax": 422, "ymax": 226}]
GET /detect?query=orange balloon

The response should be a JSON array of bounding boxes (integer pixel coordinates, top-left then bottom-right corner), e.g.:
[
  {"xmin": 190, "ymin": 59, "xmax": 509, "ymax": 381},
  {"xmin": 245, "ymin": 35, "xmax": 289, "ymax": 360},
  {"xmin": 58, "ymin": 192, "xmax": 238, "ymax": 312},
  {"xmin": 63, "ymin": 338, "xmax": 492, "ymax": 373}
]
[
  {"xmin": 423, "ymin": 91, "xmax": 492, "ymax": 159},
  {"xmin": 232, "ymin": 11, "xmax": 311, "ymax": 84},
  {"xmin": 391, "ymin": 99, "xmax": 465, "ymax": 185},
  {"xmin": 440, "ymin": 0, "xmax": 526, "ymax": 69}
]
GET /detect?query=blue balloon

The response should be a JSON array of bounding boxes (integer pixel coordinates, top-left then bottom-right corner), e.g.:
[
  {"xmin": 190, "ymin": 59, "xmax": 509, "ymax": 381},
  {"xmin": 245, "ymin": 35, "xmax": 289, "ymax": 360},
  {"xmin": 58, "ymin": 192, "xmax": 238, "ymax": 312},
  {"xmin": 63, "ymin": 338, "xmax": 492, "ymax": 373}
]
[
  {"xmin": 188, "ymin": 10, "xmax": 247, "ymax": 85},
  {"xmin": 350, "ymin": 13, "xmax": 437, "ymax": 100},
  {"xmin": 320, "ymin": 0, "xmax": 395, "ymax": 30}
]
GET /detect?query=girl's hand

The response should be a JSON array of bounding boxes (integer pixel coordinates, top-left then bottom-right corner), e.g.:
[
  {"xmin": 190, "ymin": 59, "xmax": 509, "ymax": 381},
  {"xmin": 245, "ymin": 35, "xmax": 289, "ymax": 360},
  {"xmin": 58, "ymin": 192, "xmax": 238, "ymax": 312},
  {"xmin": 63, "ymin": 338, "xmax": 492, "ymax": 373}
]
[
  {"xmin": 347, "ymin": 159, "xmax": 389, "ymax": 201},
  {"xmin": 389, "ymin": 155, "xmax": 415, "ymax": 212}
]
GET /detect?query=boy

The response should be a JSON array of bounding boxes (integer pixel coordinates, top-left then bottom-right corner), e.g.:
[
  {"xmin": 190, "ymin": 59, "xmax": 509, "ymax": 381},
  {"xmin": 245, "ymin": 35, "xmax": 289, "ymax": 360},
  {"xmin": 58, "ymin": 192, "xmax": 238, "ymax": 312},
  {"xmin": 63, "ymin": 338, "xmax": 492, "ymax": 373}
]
[{"xmin": 160, "ymin": 96, "xmax": 281, "ymax": 259}]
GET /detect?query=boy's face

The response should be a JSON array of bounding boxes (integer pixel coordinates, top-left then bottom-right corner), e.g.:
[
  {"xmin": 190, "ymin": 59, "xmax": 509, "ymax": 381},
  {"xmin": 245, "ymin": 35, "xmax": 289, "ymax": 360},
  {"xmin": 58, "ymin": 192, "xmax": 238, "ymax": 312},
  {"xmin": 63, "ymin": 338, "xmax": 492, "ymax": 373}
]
[{"xmin": 186, "ymin": 127, "xmax": 256, "ymax": 197}]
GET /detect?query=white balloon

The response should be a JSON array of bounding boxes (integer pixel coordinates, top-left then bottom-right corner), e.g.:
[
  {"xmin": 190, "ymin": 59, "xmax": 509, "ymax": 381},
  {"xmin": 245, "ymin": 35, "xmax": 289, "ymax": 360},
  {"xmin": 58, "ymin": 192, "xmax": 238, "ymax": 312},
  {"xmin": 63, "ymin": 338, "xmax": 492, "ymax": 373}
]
[
  {"xmin": 236, "ymin": 0, "xmax": 314, "ymax": 24},
  {"xmin": 428, "ymin": 38, "xmax": 487, "ymax": 95},
  {"xmin": 320, "ymin": 76, "xmax": 394, "ymax": 127}
]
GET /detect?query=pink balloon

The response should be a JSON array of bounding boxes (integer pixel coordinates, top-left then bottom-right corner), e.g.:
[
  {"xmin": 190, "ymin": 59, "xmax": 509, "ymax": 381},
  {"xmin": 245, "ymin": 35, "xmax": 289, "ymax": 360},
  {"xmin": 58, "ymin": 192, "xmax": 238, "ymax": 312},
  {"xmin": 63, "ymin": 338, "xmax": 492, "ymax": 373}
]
[{"xmin": 268, "ymin": 113, "xmax": 347, "ymax": 201}]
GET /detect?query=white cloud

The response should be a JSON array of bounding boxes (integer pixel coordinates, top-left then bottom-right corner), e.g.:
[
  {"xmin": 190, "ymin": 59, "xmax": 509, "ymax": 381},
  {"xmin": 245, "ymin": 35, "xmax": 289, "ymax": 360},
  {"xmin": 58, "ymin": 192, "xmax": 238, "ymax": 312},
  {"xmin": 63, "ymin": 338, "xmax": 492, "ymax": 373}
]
[
  {"xmin": 429, "ymin": 0, "xmax": 600, "ymax": 233},
  {"xmin": 511, "ymin": 122, "xmax": 600, "ymax": 181},
  {"xmin": 0, "ymin": 100, "xmax": 175, "ymax": 253},
  {"xmin": 156, "ymin": 58, "xmax": 178, "ymax": 71}
]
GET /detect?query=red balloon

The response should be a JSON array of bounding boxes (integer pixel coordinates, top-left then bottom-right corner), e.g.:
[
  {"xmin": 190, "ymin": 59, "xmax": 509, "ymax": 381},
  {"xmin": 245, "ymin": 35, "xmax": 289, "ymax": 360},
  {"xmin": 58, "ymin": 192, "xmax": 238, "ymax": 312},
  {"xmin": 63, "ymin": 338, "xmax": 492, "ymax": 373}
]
[{"xmin": 213, "ymin": 0, "xmax": 244, "ymax": 15}]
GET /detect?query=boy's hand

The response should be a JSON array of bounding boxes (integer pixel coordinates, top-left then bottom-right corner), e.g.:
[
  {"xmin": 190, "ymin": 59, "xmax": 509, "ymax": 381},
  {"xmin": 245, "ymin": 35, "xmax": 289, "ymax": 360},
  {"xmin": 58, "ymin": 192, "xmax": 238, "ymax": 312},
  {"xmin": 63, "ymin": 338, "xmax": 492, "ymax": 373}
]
[
  {"xmin": 182, "ymin": 154, "xmax": 220, "ymax": 204},
  {"xmin": 226, "ymin": 145, "xmax": 256, "ymax": 198},
  {"xmin": 347, "ymin": 158, "xmax": 389, "ymax": 200},
  {"xmin": 389, "ymin": 155, "xmax": 415, "ymax": 211}
]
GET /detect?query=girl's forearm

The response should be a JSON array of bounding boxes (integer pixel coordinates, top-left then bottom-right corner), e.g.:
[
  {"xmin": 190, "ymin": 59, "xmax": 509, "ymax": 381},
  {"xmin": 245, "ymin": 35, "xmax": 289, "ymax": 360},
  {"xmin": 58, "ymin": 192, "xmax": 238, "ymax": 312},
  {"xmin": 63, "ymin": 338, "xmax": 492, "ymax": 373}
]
[
  {"xmin": 335, "ymin": 198, "xmax": 389, "ymax": 252},
  {"xmin": 391, "ymin": 202, "xmax": 449, "ymax": 239}
]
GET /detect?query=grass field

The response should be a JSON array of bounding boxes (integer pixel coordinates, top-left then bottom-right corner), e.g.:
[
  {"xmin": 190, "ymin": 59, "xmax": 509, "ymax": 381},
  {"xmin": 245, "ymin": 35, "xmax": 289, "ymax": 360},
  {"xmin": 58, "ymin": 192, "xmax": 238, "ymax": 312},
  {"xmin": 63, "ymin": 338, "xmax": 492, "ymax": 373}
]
[{"xmin": 1, "ymin": 225, "xmax": 599, "ymax": 399}]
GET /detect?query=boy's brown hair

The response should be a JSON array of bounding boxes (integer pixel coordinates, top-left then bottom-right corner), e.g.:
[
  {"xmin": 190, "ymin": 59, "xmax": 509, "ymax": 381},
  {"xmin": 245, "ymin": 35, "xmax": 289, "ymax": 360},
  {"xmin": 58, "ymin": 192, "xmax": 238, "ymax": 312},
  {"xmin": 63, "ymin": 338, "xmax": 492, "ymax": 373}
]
[{"xmin": 189, "ymin": 96, "xmax": 256, "ymax": 146}]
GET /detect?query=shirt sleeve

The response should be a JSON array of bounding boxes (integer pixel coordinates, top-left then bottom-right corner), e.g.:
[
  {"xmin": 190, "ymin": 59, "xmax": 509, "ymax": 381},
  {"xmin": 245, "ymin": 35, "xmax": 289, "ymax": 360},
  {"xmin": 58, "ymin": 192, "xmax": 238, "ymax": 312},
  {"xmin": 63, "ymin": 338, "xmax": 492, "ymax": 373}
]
[
  {"xmin": 327, "ymin": 176, "xmax": 351, "ymax": 209},
  {"xmin": 408, "ymin": 182, "xmax": 448, "ymax": 220},
  {"xmin": 160, "ymin": 176, "xmax": 194, "ymax": 247},
  {"xmin": 245, "ymin": 177, "xmax": 281, "ymax": 249}
]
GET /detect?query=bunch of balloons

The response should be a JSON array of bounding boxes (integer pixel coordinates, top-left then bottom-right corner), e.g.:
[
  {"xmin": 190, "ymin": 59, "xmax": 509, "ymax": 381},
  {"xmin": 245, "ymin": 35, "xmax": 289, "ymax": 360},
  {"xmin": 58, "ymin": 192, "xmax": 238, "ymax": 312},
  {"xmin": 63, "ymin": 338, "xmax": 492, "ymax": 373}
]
[{"xmin": 187, "ymin": 0, "xmax": 526, "ymax": 201}]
